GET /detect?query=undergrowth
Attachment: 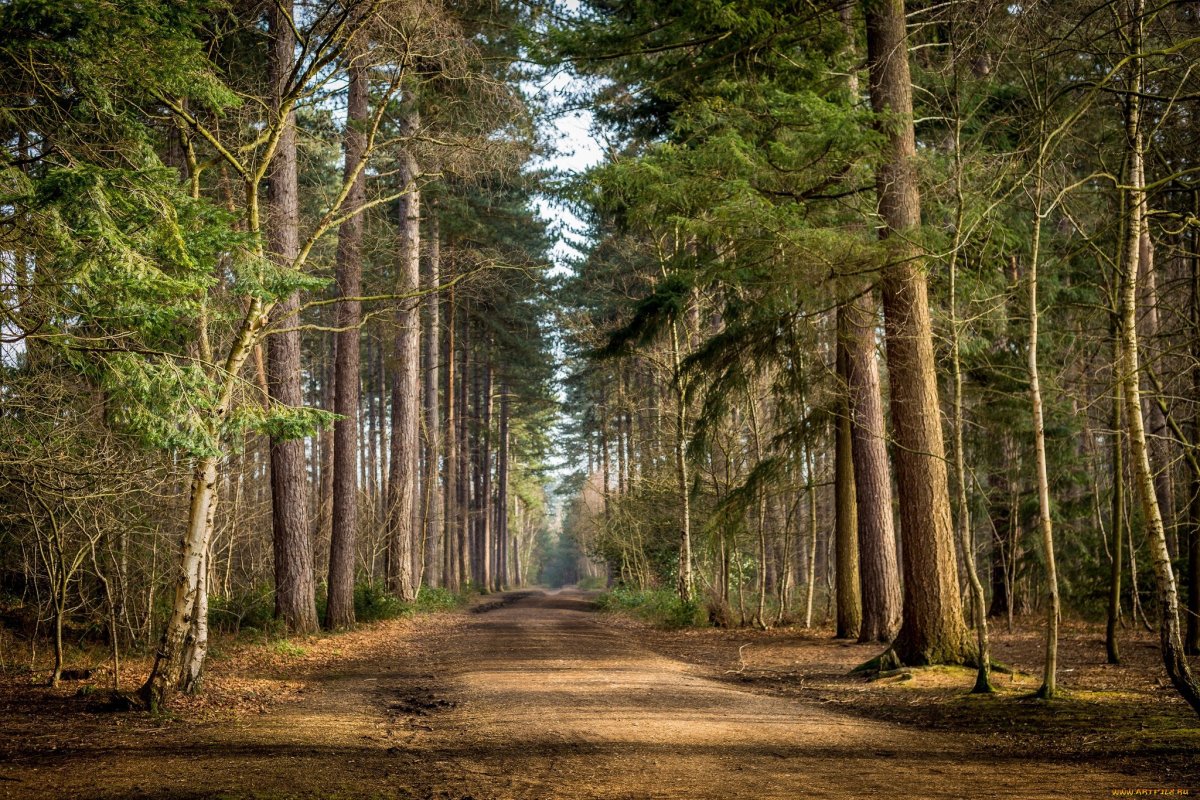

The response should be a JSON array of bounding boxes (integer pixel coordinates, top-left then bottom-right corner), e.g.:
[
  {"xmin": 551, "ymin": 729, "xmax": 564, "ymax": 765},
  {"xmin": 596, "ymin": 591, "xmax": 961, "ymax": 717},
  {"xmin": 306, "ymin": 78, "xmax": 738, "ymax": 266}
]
[
  {"xmin": 339, "ymin": 583, "xmax": 472, "ymax": 623},
  {"xmin": 209, "ymin": 583, "xmax": 473, "ymax": 637},
  {"xmin": 596, "ymin": 587, "xmax": 706, "ymax": 629}
]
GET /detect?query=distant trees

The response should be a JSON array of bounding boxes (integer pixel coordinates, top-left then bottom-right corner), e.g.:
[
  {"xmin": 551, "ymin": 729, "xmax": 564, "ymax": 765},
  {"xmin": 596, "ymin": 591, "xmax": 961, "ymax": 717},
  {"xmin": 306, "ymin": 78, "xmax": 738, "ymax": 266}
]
[
  {"xmin": 550, "ymin": 0, "xmax": 1200, "ymax": 715},
  {"xmin": 0, "ymin": 0, "xmax": 556, "ymax": 706}
]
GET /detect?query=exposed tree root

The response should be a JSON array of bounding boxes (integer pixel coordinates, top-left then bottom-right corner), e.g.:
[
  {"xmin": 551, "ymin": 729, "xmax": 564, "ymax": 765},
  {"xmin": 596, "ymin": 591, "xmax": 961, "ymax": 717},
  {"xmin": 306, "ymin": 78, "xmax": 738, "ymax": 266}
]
[{"xmin": 853, "ymin": 648, "xmax": 1013, "ymax": 696}]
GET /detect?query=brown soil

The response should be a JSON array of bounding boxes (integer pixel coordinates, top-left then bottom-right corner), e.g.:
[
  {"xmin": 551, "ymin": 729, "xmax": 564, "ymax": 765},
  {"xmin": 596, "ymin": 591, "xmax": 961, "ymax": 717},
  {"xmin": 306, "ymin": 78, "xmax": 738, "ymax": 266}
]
[{"xmin": 1, "ymin": 590, "xmax": 1196, "ymax": 799}]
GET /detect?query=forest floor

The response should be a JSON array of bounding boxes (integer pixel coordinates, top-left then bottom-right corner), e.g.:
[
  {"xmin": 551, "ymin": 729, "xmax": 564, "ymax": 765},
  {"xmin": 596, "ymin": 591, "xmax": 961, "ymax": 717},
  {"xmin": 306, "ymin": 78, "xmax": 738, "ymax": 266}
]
[{"xmin": 0, "ymin": 589, "xmax": 1197, "ymax": 799}]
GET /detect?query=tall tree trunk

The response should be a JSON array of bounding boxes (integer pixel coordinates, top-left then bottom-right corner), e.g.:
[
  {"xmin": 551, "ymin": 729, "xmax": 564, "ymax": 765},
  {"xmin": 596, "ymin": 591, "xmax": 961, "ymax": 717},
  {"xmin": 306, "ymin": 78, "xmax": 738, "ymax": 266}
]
[
  {"xmin": 386, "ymin": 122, "xmax": 421, "ymax": 602},
  {"xmin": 1120, "ymin": 7, "xmax": 1200, "ymax": 715},
  {"xmin": 748, "ymin": 388, "xmax": 772, "ymax": 630},
  {"xmin": 423, "ymin": 206, "xmax": 443, "ymax": 589},
  {"xmin": 617, "ymin": 373, "xmax": 628, "ymax": 497},
  {"xmin": 864, "ymin": 0, "xmax": 968, "ymax": 665},
  {"xmin": 1188, "ymin": 219, "xmax": 1200, "ymax": 655},
  {"xmin": 600, "ymin": 391, "xmax": 611, "ymax": 521},
  {"xmin": 496, "ymin": 382, "xmax": 510, "ymax": 591},
  {"xmin": 326, "ymin": 52, "xmax": 367, "ymax": 630},
  {"xmin": 377, "ymin": 342, "xmax": 389, "ymax": 521},
  {"xmin": 834, "ymin": 312, "xmax": 862, "ymax": 639},
  {"xmin": 267, "ymin": 0, "xmax": 318, "ymax": 635},
  {"xmin": 366, "ymin": 336, "xmax": 380, "ymax": 522},
  {"xmin": 1139, "ymin": 231, "xmax": 1177, "ymax": 557},
  {"xmin": 477, "ymin": 347, "xmax": 493, "ymax": 591},
  {"xmin": 443, "ymin": 283, "xmax": 459, "ymax": 592},
  {"xmin": 1108, "ymin": 320, "xmax": 1125, "ymax": 664},
  {"xmin": 179, "ymin": 517, "xmax": 212, "ymax": 694},
  {"xmin": 457, "ymin": 315, "xmax": 471, "ymax": 588},
  {"xmin": 670, "ymin": 318, "xmax": 692, "ymax": 604},
  {"xmin": 141, "ymin": 457, "xmax": 219, "ymax": 709},
  {"xmin": 803, "ymin": 379, "xmax": 819, "ymax": 629},
  {"xmin": 1026, "ymin": 163, "xmax": 1060, "ymax": 699},
  {"xmin": 843, "ymin": 293, "xmax": 901, "ymax": 642},
  {"xmin": 946, "ymin": 59, "xmax": 991, "ymax": 690},
  {"xmin": 316, "ymin": 342, "xmax": 335, "ymax": 569}
]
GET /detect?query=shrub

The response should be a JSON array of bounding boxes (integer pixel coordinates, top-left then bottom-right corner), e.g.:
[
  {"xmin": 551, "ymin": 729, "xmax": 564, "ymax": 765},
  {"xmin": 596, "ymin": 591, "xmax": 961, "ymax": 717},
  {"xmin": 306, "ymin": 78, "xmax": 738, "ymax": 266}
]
[
  {"xmin": 415, "ymin": 586, "xmax": 468, "ymax": 613},
  {"xmin": 596, "ymin": 586, "xmax": 706, "ymax": 629},
  {"xmin": 210, "ymin": 586, "xmax": 277, "ymax": 635},
  {"xmin": 271, "ymin": 640, "xmax": 306, "ymax": 658},
  {"xmin": 704, "ymin": 593, "xmax": 734, "ymax": 628},
  {"xmin": 353, "ymin": 582, "xmax": 410, "ymax": 622}
]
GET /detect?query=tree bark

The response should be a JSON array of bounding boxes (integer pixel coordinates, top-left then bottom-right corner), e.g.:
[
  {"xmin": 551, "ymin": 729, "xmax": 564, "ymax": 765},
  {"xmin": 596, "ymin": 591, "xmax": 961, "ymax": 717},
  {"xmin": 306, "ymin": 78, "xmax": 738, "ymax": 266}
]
[
  {"xmin": 267, "ymin": 0, "xmax": 318, "ymax": 635},
  {"xmin": 423, "ymin": 206, "xmax": 443, "ymax": 589},
  {"xmin": 1138, "ymin": 231, "xmax": 1177, "ymax": 558},
  {"xmin": 326, "ymin": 51, "xmax": 367, "ymax": 630},
  {"xmin": 476, "ymin": 346, "xmax": 493, "ymax": 591},
  {"xmin": 670, "ymin": 317, "xmax": 693, "ymax": 604},
  {"xmin": 386, "ymin": 119, "xmax": 421, "ymax": 602},
  {"xmin": 835, "ymin": 311, "xmax": 862, "ymax": 639},
  {"xmin": 1188, "ymin": 220, "xmax": 1200, "ymax": 655},
  {"xmin": 843, "ymin": 293, "xmax": 901, "ymax": 642},
  {"xmin": 1108, "ymin": 324, "xmax": 1125, "ymax": 664},
  {"xmin": 457, "ymin": 314, "xmax": 471, "ymax": 588},
  {"xmin": 141, "ymin": 457, "xmax": 218, "ymax": 709},
  {"xmin": 496, "ymin": 381, "xmax": 510, "ymax": 591},
  {"xmin": 1120, "ymin": 7, "xmax": 1200, "ymax": 714},
  {"xmin": 444, "ymin": 282, "xmax": 459, "ymax": 591},
  {"xmin": 1026, "ymin": 165, "xmax": 1060, "ymax": 699},
  {"xmin": 864, "ymin": 0, "xmax": 968, "ymax": 665}
]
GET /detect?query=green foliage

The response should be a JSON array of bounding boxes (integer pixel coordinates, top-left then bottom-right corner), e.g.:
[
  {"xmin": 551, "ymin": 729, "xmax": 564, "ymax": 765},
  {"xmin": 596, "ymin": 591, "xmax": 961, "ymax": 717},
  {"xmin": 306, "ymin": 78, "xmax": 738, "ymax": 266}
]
[
  {"xmin": 271, "ymin": 640, "xmax": 307, "ymax": 658},
  {"xmin": 352, "ymin": 583, "xmax": 410, "ymax": 622},
  {"xmin": 414, "ymin": 586, "xmax": 470, "ymax": 613},
  {"xmin": 345, "ymin": 583, "xmax": 472, "ymax": 623},
  {"xmin": 537, "ymin": 529, "xmax": 587, "ymax": 588},
  {"xmin": 210, "ymin": 586, "xmax": 278, "ymax": 635},
  {"xmin": 596, "ymin": 587, "xmax": 706, "ymax": 629},
  {"xmin": 576, "ymin": 575, "xmax": 607, "ymax": 591}
]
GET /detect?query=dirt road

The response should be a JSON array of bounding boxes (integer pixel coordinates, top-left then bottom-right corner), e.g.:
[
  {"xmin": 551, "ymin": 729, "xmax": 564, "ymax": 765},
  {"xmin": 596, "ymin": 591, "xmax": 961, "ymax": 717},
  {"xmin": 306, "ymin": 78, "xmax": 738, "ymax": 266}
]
[{"xmin": 0, "ymin": 590, "xmax": 1165, "ymax": 798}]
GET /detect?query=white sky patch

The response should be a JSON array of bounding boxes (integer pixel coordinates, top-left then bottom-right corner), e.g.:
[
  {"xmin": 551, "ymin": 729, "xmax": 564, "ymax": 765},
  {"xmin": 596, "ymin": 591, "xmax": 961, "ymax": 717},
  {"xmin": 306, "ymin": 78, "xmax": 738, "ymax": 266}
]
[{"xmin": 527, "ymin": 68, "xmax": 606, "ymax": 276}]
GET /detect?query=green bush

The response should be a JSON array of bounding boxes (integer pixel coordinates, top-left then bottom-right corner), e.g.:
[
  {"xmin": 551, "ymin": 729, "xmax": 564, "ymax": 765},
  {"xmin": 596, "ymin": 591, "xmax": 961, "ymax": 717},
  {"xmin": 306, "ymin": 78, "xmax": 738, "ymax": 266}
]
[
  {"xmin": 353, "ymin": 582, "xmax": 410, "ymax": 622},
  {"xmin": 414, "ymin": 586, "xmax": 468, "ymax": 613},
  {"xmin": 596, "ymin": 586, "xmax": 706, "ymax": 629},
  {"xmin": 271, "ymin": 640, "xmax": 306, "ymax": 658},
  {"xmin": 210, "ymin": 585, "xmax": 278, "ymax": 635},
  {"xmin": 215, "ymin": 582, "xmax": 471, "ymax": 637},
  {"xmin": 576, "ymin": 575, "xmax": 607, "ymax": 591}
]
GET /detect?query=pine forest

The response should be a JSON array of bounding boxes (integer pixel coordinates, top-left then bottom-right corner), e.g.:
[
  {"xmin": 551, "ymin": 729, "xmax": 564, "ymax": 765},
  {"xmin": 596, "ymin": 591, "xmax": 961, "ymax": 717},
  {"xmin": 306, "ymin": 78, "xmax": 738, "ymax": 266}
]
[{"xmin": 2, "ymin": 0, "xmax": 1200, "ymax": 796}]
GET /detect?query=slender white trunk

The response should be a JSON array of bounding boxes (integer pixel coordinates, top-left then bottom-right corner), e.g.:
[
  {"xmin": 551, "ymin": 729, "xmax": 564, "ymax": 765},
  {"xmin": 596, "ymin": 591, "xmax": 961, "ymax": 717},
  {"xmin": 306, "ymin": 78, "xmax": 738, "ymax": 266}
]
[{"xmin": 1027, "ymin": 162, "xmax": 1059, "ymax": 699}]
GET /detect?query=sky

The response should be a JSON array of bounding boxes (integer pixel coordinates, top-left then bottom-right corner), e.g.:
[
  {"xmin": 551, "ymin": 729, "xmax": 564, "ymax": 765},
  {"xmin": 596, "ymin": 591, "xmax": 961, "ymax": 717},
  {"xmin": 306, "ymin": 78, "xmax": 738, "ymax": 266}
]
[
  {"xmin": 526, "ymin": 42, "xmax": 608, "ymax": 275},
  {"xmin": 523, "ymin": 56, "xmax": 609, "ymax": 490}
]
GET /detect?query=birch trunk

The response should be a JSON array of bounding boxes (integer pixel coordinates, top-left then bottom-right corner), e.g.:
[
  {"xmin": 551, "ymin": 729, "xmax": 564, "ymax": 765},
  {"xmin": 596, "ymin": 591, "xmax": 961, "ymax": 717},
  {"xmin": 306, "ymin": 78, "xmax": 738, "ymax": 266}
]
[
  {"xmin": 1026, "ymin": 164, "xmax": 1059, "ymax": 699},
  {"xmin": 1120, "ymin": 6, "xmax": 1200, "ymax": 714}
]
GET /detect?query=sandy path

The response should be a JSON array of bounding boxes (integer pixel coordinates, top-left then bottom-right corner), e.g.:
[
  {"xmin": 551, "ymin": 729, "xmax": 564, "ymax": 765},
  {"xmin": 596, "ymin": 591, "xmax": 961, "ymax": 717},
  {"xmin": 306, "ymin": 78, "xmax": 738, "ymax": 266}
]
[
  {"xmin": 397, "ymin": 591, "xmax": 1127, "ymax": 800},
  {"xmin": 0, "ymin": 590, "xmax": 1155, "ymax": 799}
]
